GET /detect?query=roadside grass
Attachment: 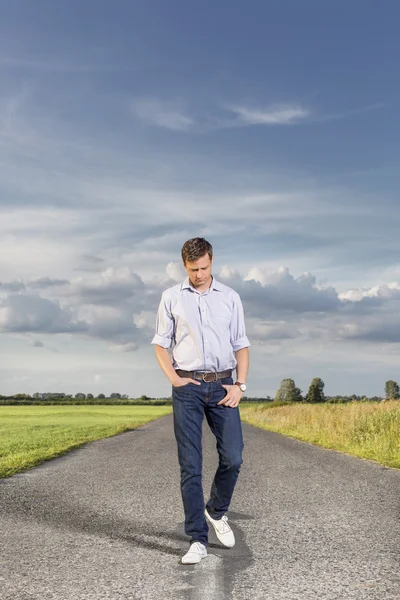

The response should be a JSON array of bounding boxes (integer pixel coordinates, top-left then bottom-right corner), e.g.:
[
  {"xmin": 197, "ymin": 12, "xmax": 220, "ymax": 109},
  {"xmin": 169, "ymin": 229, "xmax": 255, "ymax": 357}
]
[
  {"xmin": 0, "ymin": 405, "xmax": 172, "ymax": 478},
  {"xmin": 240, "ymin": 400, "xmax": 400, "ymax": 469}
]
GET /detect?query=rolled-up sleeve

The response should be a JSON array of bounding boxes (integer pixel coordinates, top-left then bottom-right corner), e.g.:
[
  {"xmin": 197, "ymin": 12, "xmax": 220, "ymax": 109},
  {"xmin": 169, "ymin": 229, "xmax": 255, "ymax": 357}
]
[
  {"xmin": 230, "ymin": 293, "xmax": 250, "ymax": 352},
  {"xmin": 151, "ymin": 292, "xmax": 174, "ymax": 348}
]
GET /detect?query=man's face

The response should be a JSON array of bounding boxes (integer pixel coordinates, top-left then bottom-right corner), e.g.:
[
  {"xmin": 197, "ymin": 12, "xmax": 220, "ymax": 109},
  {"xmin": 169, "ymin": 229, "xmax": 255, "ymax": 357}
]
[{"xmin": 183, "ymin": 253, "xmax": 213, "ymax": 288}]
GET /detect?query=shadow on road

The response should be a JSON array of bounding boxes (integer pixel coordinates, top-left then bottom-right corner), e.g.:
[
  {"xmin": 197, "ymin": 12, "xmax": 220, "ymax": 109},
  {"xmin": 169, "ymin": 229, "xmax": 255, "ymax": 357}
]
[{"xmin": 2, "ymin": 482, "xmax": 255, "ymax": 598}]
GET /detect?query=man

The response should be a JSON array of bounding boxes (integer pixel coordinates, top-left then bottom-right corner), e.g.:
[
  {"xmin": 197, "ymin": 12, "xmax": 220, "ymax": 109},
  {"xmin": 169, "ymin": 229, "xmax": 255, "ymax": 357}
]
[{"xmin": 151, "ymin": 237, "xmax": 250, "ymax": 564}]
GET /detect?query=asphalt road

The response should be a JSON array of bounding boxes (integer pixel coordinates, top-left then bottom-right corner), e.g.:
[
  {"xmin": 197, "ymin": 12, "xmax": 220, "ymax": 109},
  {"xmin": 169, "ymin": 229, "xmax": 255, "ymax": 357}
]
[{"xmin": 1, "ymin": 413, "xmax": 400, "ymax": 600}]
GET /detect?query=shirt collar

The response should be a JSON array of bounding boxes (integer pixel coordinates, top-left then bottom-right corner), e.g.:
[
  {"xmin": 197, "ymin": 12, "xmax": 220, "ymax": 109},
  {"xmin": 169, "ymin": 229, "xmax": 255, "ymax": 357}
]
[{"xmin": 181, "ymin": 274, "xmax": 222, "ymax": 293}]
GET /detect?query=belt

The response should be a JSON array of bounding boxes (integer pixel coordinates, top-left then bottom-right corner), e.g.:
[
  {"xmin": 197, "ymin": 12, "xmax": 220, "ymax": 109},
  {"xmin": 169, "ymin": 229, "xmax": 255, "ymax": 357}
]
[{"xmin": 175, "ymin": 369, "xmax": 233, "ymax": 382}]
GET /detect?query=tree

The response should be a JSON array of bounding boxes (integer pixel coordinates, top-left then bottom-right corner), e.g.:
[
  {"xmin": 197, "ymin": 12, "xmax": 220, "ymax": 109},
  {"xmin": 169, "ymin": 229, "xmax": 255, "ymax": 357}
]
[
  {"xmin": 97, "ymin": 393, "xmax": 105, "ymax": 399},
  {"xmin": 385, "ymin": 380, "xmax": 399, "ymax": 400},
  {"xmin": 86, "ymin": 393, "xmax": 94, "ymax": 399},
  {"xmin": 75, "ymin": 393, "xmax": 86, "ymax": 399},
  {"xmin": 275, "ymin": 379, "xmax": 303, "ymax": 403},
  {"xmin": 305, "ymin": 378, "xmax": 325, "ymax": 403}
]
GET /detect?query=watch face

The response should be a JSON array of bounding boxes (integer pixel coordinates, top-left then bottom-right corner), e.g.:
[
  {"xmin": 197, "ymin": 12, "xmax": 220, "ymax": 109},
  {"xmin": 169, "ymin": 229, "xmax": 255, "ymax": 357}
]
[{"xmin": 240, "ymin": 384, "xmax": 246, "ymax": 392}]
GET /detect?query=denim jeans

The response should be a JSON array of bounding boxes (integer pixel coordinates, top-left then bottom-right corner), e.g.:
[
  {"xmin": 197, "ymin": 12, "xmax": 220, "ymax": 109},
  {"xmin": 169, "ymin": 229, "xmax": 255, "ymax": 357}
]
[{"xmin": 172, "ymin": 376, "xmax": 244, "ymax": 547}]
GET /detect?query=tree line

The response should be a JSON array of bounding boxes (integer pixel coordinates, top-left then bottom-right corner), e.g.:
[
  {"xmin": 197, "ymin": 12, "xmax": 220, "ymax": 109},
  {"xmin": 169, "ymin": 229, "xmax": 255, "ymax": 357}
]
[
  {"xmin": 1, "ymin": 380, "xmax": 399, "ymax": 405},
  {"xmin": 274, "ymin": 378, "xmax": 400, "ymax": 403}
]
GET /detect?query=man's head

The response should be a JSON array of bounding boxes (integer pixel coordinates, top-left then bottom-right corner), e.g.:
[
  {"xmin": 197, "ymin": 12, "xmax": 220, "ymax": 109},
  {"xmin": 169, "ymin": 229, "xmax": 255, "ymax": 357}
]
[{"xmin": 181, "ymin": 237, "xmax": 213, "ymax": 288}]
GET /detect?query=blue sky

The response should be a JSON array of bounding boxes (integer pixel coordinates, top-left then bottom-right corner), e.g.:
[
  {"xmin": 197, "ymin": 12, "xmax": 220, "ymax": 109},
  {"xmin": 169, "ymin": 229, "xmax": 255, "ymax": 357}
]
[{"xmin": 1, "ymin": 1, "xmax": 399, "ymax": 398}]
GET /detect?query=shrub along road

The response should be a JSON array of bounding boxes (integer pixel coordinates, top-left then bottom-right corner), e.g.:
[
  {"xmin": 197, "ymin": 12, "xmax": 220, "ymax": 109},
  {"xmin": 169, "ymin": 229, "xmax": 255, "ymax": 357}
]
[{"xmin": 1, "ymin": 414, "xmax": 399, "ymax": 600}]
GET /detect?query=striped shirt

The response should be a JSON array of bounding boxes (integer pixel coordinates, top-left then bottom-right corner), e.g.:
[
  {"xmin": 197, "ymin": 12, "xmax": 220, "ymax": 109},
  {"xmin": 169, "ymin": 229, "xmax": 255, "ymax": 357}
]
[{"xmin": 151, "ymin": 275, "xmax": 250, "ymax": 372}]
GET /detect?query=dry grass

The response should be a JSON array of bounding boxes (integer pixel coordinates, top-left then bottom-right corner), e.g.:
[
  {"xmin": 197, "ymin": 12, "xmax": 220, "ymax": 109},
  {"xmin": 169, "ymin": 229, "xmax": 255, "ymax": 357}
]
[{"xmin": 240, "ymin": 401, "xmax": 400, "ymax": 468}]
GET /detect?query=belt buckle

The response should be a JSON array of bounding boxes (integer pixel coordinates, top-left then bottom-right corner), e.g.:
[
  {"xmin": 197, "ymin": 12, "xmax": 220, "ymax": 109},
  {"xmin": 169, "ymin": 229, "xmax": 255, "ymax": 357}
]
[{"xmin": 202, "ymin": 372, "xmax": 217, "ymax": 382}]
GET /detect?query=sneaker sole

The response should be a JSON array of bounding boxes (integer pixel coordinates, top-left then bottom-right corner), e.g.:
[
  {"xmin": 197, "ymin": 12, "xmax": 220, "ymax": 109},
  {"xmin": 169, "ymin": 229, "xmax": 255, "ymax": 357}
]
[{"xmin": 181, "ymin": 554, "xmax": 207, "ymax": 564}]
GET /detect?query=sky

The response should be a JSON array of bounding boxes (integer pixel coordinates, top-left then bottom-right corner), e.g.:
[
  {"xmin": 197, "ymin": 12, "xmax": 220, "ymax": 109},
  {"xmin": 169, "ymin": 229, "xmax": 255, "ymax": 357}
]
[{"xmin": 1, "ymin": 0, "xmax": 399, "ymax": 398}]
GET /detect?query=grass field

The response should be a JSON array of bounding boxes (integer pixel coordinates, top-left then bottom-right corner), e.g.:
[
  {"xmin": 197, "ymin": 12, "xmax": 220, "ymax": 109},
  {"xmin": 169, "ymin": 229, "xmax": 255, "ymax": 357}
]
[
  {"xmin": 0, "ymin": 405, "xmax": 172, "ymax": 478},
  {"xmin": 3, "ymin": 401, "xmax": 399, "ymax": 479},
  {"xmin": 240, "ymin": 400, "xmax": 400, "ymax": 469}
]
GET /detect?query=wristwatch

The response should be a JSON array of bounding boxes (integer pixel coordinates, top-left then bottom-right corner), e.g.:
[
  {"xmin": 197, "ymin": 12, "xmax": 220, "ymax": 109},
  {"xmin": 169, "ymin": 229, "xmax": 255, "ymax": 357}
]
[{"xmin": 235, "ymin": 381, "xmax": 247, "ymax": 392}]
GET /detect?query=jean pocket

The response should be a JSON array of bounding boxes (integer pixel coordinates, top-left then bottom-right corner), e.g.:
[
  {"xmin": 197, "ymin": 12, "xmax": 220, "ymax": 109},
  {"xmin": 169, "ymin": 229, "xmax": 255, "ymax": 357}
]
[{"xmin": 172, "ymin": 382, "xmax": 191, "ymax": 389}]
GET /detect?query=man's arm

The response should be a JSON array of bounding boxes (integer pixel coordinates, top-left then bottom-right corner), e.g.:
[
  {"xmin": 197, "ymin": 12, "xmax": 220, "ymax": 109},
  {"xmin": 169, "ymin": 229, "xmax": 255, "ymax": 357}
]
[
  {"xmin": 230, "ymin": 292, "xmax": 250, "ymax": 382},
  {"xmin": 151, "ymin": 292, "xmax": 181, "ymax": 386},
  {"xmin": 235, "ymin": 347, "xmax": 249, "ymax": 383},
  {"xmin": 154, "ymin": 345, "xmax": 201, "ymax": 388},
  {"xmin": 154, "ymin": 345, "xmax": 180, "ymax": 386},
  {"xmin": 217, "ymin": 346, "xmax": 249, "ymax": 407},
  {"xmin": 217, "ymin": 293, "xmax": 250, "ymax": 407}
]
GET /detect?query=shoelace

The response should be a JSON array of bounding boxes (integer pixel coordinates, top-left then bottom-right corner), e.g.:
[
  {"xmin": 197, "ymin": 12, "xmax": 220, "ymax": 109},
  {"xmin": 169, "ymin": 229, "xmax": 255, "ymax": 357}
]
[
  {"xmin": 191, "ymin": 542, "xmax": 206, "ymax": 553},
  {"xmin": 218, "ymin": 516, "xmax": 231, "ymax": 534}
]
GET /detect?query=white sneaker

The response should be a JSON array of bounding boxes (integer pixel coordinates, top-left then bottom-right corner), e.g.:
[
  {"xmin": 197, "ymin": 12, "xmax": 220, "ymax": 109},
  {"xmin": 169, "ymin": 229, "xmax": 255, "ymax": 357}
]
[
  {"xmin": 181, "ymin": 542, "xmax": 208, "ymax": 564},
  {"xmin": 205, "ymin": 509, "xmax": 235, "ymax": 547}
]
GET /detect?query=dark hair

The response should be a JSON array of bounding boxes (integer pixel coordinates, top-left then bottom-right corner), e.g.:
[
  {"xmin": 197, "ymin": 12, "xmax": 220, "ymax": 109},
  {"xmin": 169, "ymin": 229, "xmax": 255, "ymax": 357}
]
[{"xmin": 181, "ymin": 237, "xmax": 213, "ymax": 265}]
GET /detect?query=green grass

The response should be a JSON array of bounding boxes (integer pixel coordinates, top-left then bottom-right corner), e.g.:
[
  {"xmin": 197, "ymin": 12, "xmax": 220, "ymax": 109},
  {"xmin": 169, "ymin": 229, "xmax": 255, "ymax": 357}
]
[
  {"xmin": 240, "ymin": 400, "xmax": 400, "ymax": 469},
  {"xmin": 0, "ymin": 405, "xmax": 172, "ymax": 478}
]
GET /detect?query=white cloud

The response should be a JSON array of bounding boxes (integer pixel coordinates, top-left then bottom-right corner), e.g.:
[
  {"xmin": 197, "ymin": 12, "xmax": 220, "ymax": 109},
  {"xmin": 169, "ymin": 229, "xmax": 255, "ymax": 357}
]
[
  {"xmin": 166, "ymin": 261, "xmax": 186, "ymax": 282},
  {"xmin": 225, "ymin": 104, "xmax": 310, "ymax": 126},
  {"xmin": 232, "ymin": 265, "xmax": 340, "ymax": 315},
  {"xmin": 0, "ymin": 235, "xmax": 79, "ymax": 282},
  {"xmin": 245, "ymin": 266, "xmax": 269, "ymax": 286},
  {"xmin": 109, "ymin": 342, "xmax": 139, "ymax": 353},
  {"xmin": 130, "ymin": 98, "xmax": 310, "ymax": 131},
  {"xmin": 64, "ymin": 266, "xmax": 145, "ymax": 306},
  {"xmin": 337, "ymin": 318, "xmax": 400, "ymax": 343},
  {"xmin": 0, "ymin": 294, "xmax": 88, "ymax": 334},
  {"xmin": 2, "ymin": 261, "xmax": 400, "ymax": 396},
  {"xmin": 250, "ymin": 320, "xmax": 301, "ymax": 341},
  {"xmin": 131, "ymin": 98, "xmax": 194, "ymax": 131},
  {"xmin": 339, "ymin": 282, "xmax": 400, "ymax": 302},
  {"xmin": 133, "ymin": 310, "xmax": 156, "ymax": 330},
  {"xmin": 2, "ymin": 261, "xmax": 396, "ymax": 348},
  {"xmin": 223, "ymin": 102, "xmax": 384, "ymax": 128}
]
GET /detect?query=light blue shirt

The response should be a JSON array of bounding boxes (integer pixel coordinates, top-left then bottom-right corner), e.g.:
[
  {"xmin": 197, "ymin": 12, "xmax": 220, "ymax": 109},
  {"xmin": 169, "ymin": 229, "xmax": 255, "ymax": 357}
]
[{"xmin": 151, "ymin": 275, "xmax": 250, "ymax": 372}]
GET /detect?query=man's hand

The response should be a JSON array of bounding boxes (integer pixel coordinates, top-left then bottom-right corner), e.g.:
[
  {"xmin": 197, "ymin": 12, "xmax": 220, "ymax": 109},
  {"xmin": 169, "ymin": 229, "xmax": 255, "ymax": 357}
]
[
  {"xmin": 217, "ymin": 384, "xmax": 243, "ymax": 408},
  {"xmin": 172, "ymin": 377, "xmax": 201, "ymax": 387}
]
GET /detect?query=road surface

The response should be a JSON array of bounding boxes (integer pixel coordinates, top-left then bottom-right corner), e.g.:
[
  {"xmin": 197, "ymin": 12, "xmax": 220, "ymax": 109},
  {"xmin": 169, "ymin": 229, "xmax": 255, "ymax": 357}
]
[{"xmin": 1, "ymin": 413, "xmax": 399, "ymax": 599}]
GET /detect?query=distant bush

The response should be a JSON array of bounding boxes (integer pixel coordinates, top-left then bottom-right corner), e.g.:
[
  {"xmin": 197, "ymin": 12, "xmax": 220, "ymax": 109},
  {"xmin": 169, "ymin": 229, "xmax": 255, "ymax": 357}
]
[
  {"xmin": 0, "ymin": 396, "xmax": 172, "ymax": 406},
  {"xmin": 326, "ymin": 395, "xmax": 384, "ymax": 403},
  {"xmin": 0, "ymin": 395, "xmax": 273, "ymax": 406},
  {"xmin": 0, "ymin": 392, "xmax": 385, "ymax": 406}
]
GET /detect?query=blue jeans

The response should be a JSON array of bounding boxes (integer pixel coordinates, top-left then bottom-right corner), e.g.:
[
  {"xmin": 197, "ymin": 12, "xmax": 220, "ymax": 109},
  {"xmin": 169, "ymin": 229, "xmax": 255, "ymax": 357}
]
[{"xmin": 172, "ymin": 376, "xmax": 244, "ymax": 547}]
